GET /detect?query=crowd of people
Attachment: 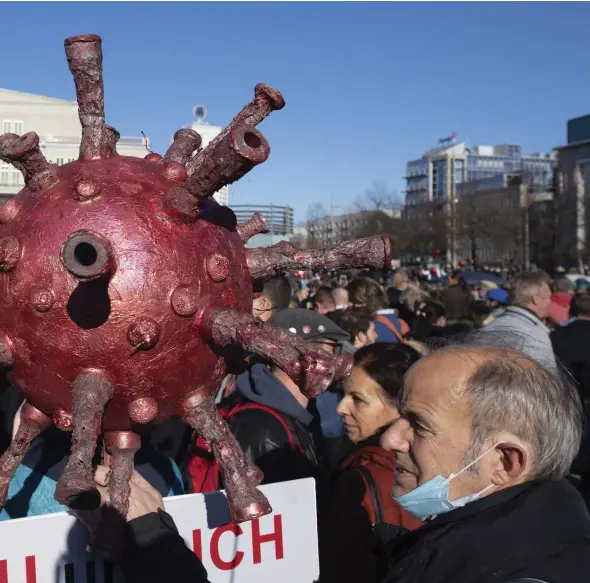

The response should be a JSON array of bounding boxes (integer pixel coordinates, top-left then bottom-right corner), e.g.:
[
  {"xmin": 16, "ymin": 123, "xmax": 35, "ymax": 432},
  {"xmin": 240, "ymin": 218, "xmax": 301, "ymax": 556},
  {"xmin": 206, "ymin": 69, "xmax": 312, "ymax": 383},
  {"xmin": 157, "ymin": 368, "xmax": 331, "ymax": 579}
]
[{"xmin": 2, "ymin": 265, "xmax": 590, "ymax": 582}]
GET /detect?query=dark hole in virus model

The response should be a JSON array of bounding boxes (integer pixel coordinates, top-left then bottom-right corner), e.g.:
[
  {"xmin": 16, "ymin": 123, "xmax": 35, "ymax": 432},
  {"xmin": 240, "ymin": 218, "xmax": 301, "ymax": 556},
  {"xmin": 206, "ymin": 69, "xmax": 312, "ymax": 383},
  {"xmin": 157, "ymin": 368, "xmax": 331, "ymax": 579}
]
[
  {"xmin": 74, "ymin": 242, "xmax": 98, "ymax": 267},
  {"xmin": 61, "ymin": 231, "xmax": 112, "ymax": 280},
  {"xmin": 244, "ymin": 131, "xmax": 262, "ymax": 149}
]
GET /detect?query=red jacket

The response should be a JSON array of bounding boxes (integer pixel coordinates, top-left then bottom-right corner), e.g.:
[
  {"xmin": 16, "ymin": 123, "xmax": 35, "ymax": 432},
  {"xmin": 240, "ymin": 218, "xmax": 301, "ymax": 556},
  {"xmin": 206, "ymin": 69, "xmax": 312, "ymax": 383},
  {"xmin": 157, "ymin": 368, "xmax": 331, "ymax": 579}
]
[
  {"xmin": 548, "ymin": 292, "xmax": 572, "ymax": 325},
  {"xmin": 319, "ymin": 444, "xmax": 422, "ymax": 583}
]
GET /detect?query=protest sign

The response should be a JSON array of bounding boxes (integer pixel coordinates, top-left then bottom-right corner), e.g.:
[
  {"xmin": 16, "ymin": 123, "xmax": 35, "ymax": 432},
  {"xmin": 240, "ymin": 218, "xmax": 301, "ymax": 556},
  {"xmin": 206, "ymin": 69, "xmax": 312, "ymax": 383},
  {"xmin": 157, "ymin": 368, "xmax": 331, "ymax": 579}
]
[{"xmin": 0, "ymin": 478, "xmax": 318, "ymax": 583}]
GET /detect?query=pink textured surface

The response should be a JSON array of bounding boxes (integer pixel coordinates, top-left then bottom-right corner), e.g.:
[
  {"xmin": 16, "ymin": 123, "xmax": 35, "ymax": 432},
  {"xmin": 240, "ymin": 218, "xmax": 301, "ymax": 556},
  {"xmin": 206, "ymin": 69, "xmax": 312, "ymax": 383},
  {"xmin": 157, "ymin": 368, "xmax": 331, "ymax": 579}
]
[
  {"xmin": 0, "ymin": 32, "xmax": 391, "ymax": 522},
  {"xmin": 0, "ymin": 154, "xmax": 253, "ymax": 430}
]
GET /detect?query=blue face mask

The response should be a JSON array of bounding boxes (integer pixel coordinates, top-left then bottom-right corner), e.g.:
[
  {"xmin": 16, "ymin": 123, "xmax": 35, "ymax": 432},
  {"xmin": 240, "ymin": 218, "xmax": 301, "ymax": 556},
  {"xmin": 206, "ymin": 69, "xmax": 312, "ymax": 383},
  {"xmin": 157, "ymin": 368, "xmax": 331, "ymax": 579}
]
[{"xmin": 393, "ymin": 444, "xmax": 498, "ymax": 521}]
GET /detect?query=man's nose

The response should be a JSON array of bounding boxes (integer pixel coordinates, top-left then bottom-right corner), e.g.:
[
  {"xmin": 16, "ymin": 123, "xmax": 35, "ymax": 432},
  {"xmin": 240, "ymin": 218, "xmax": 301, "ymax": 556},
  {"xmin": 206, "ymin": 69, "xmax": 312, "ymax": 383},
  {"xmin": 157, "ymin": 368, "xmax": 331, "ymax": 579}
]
[{"xmin": 380, "ymin": 417, "xmax": 412, "ymax": 453}]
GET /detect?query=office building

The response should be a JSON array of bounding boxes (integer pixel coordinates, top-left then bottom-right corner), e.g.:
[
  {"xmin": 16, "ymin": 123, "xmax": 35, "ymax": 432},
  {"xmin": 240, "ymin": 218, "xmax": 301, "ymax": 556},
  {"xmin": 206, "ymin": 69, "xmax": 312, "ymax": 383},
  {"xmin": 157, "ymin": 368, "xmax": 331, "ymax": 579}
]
[
  {"xmin": 307, "ymin": 208, "xmax": 401, "ymax": 248},
  {"xmin": 405, "ymin": 139, "xmax": 555, "ymax": 212},
  {"xmin": 553, "ymin": 114, "xmax": 590, "ymax": 268},
  {"xmin": 231, "ymin": 204, "xmax": 294, "ymax": 248},
  {"xmin": 404, "ymin": 136, "xmax": 556, "ymax": 266},
  {"xmin": 0, "ymin": 88, "xmax": 148, "ymax": 202}
]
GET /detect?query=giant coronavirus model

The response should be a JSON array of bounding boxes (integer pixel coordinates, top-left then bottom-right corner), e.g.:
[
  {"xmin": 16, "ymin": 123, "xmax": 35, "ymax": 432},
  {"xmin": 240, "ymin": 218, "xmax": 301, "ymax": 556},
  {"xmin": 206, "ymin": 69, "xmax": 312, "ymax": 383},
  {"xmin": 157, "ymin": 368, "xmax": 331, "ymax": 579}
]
[{"xmin": 0, "ymin": 35, "xmax": 391, "ymax": 523}]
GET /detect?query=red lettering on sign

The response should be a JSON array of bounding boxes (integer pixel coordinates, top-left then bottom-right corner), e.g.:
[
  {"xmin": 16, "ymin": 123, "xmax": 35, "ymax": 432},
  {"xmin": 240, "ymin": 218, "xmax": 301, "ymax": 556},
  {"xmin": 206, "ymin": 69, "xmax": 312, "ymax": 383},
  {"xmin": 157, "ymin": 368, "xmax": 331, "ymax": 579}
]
[
  {"xmin": 192, "ymin": 529, "xmax": 203, "ymax": 560},
  {"xmin": 25, "ymin": 556, "xmax": 36, "ymax": 583},
  {"xmin": 210, "ymin": 523, "xmax": 244, "ymax": 571},
  {"xmin": 252, "ymin": 515, "xmax": 284, "ymax": 564},
  {"xmin": 0, "ymin": 560, "xmax": 7, "ymax": 583}
]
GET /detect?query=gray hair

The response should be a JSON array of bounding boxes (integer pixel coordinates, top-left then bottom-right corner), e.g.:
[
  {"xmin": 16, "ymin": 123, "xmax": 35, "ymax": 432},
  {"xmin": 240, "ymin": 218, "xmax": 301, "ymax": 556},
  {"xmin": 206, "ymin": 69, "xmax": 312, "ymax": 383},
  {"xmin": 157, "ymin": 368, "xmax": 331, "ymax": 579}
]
[
  {"xmin": 512, "ymin": 271, "xmax": 550, "ymax": 308},
  {"xmin": 459, "ymin": 344, "xmax": 584, "ymax": 481}
]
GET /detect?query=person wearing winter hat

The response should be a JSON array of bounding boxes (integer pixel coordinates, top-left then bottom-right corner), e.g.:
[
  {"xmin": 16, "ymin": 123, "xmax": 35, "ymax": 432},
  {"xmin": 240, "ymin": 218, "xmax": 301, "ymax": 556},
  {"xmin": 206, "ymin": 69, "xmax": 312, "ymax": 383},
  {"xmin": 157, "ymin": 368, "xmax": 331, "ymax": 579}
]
[{"xmin": 221, "ymin": 309, "xmax": 350, "ymax": 490}]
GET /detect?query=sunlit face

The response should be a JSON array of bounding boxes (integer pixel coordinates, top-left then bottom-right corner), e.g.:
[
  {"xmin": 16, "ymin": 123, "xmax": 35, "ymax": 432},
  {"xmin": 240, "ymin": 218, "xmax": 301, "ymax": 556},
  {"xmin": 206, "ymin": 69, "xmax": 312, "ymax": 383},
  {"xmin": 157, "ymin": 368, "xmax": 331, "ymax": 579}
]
[
  {"xmin": 336, "ymin": 366, "xmax": 399, "ymax": 443},
  {"xmin": 380, "ymin": 349, "xmax": 500, "ymax": 501}
]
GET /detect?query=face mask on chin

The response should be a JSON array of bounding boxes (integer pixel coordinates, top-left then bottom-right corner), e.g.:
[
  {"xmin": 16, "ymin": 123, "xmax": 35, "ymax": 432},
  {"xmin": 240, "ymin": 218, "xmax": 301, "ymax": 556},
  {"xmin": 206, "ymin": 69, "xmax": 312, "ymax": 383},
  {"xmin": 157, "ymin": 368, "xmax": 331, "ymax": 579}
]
[{"xmin": 393, "ymin": 443, "xmax": 500, "ymax": 522}]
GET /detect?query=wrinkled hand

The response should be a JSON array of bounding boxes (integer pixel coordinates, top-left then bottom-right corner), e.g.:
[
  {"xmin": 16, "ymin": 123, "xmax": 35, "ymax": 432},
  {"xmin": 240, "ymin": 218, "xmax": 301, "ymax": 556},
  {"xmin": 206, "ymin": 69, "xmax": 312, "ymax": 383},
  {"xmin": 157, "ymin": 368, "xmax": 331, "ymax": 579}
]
[
  {"xmin": 94, "ymin": 465, "xmax": 165, "ymax": 520},
  {"xmin": 73, "ymin": 465, "xmax": 165, "ymax": 561}
]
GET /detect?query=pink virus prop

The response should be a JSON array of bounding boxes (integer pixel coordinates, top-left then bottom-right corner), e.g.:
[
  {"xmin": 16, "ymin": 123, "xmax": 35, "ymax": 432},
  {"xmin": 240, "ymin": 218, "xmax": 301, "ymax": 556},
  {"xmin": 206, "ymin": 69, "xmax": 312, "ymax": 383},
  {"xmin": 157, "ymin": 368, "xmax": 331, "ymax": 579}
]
[{"xmin": 0, "ymin": 35, "xmax": 391, "ymax": 523}]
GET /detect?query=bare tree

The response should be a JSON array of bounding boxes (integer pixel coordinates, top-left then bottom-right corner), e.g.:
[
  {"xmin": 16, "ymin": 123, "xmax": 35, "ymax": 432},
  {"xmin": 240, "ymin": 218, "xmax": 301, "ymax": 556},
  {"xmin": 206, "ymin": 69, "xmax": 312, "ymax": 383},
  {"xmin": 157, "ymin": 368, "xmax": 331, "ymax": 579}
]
[
  {"xmin": 455, "ymin": 183, "xmax": 526, "ymax": 269},
  {"xmin": 306, "ymin": 203, "xmax": 329, "ymax": 248},
  {"xmin": 307, "ymin": 202, "xmax": 328, "ymax": 221},
  {"xmin": 354, "ymin": 180, "xmax": 402, "ymax": 212}
]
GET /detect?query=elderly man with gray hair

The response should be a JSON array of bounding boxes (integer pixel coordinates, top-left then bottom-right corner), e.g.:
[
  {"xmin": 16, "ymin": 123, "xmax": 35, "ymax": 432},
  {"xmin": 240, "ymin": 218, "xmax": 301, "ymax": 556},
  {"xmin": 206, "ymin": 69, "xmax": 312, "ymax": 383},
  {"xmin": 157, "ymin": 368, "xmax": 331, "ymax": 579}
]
[
  {"xmin": 379, "ymin": 342, "xmax": 590, "ymax": 583},
  {"xmin": 483, "ymin": 271, "xmax": 557, "ymax": 372}
]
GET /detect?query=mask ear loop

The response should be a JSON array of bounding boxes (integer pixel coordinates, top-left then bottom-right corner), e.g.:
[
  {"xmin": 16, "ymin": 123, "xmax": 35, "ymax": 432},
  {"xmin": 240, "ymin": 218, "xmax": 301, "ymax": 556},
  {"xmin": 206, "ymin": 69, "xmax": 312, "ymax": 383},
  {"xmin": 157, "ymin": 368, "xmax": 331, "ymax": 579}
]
[{"xmin": 447, "ymin": 442, "xmax": 503, "ymax": 482}]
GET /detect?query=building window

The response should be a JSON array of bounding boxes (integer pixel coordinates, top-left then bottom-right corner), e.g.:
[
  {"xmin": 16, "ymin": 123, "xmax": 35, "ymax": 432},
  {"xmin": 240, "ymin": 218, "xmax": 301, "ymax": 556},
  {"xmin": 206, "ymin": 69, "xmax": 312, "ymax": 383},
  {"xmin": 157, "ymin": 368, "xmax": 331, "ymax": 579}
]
[
  {"xmin": 2, "ymin": 120, "xmax": 11, "ymax": 134},
  {"xmin": 13, "ymin": 120, "xmax": 23, "ymax": 135},
  {"xmin": 13, "ymin": 170, "xmax": 23, "ymax": 186},
  {"xmin": 0, "ymin": 169, "xmax": 9, "ymax": 185},
  {"xmin": 56, "ymin": 157, "xmax": 65, "ymax": 166}
]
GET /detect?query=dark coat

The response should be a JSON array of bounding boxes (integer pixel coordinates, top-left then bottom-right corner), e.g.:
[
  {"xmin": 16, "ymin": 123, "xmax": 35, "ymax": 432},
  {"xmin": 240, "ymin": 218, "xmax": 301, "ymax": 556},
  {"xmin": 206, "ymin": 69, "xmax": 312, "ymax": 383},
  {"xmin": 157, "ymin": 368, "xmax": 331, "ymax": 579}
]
[
  {"xmin": 319, "ymin": 440, "xmax": 422, "ymax": 583},
  {"xmin": 552, "ymin": 319, "xmax": 590, "ymax": 400},
  {"xmin": 229, "ymin": 363, "xmax": 324, "ymax": 486},
  {"xmin": 381, "ymin": 479, "xmax": 590, "ymax": 583},
  {"xmin": 122, "ymin": 510, "xmax": 210, "ymax": 583},
  {"xmin": 442, "ymin": 284, "xmax": 472, "ymax": 322}
]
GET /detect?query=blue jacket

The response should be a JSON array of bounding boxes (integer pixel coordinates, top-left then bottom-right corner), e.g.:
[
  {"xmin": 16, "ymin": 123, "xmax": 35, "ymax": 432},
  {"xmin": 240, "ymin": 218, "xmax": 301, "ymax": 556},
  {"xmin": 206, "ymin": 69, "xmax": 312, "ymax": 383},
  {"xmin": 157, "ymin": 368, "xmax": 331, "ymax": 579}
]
[
  {"xmin": 374, "ymin": 310, "xmax": 406, "ymax": 343},
  {"xmin": 0, "ymin": 426, "xmax": 183, "ymax": 520}
]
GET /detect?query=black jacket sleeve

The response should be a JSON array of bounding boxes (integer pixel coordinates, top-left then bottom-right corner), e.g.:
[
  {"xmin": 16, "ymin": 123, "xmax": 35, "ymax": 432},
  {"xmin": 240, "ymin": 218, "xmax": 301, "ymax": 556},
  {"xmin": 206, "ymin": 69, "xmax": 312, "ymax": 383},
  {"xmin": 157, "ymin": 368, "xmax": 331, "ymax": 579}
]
[
  {"xmin": 121, "ymin": 510, "xmax": 209, "ymax": 583},
  {"xmin": 229, "ymin": 409, "xmax": 317, "ymax": 484}
]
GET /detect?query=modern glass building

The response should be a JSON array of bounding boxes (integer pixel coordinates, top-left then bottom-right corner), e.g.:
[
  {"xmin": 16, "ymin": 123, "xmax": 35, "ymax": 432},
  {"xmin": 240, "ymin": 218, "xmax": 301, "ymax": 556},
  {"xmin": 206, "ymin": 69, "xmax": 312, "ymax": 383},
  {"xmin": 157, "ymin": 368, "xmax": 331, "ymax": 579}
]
[
  {"xmin": 231, "ymin": 204, "xmax": 295, "ymax": 248},
  {"xmin": 405, "ymin": 142, "xmax": 556, "ymax": 209}
]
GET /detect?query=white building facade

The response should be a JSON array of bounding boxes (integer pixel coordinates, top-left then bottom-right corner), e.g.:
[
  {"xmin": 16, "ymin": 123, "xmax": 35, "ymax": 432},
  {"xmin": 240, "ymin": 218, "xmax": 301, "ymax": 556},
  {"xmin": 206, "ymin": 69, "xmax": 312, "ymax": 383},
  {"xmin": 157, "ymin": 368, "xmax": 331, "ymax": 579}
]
[{"xmin": 0, "ymin": 88, "xmax": 149, "ymax": 202}]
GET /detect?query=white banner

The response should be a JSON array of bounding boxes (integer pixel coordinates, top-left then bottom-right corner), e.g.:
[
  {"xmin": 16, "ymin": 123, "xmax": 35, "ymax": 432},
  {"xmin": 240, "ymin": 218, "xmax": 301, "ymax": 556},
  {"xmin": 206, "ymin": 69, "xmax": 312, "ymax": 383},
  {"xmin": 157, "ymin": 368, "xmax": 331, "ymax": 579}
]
[{"xmin": 0, "ymin": 478, "xmax": 319, "ymax": 583}]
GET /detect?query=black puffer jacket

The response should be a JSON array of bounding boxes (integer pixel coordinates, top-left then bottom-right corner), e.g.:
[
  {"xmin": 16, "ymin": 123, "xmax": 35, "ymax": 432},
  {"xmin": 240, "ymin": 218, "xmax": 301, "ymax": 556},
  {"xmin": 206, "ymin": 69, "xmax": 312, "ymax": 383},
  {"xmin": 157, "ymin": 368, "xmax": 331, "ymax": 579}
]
[
  {"xmin": 228, "ymin": 363, "xmax": 324, "ymax": 487},
  {"xmin": 381, "ymin": 479, "xmax": 590, "ymax": 583}
]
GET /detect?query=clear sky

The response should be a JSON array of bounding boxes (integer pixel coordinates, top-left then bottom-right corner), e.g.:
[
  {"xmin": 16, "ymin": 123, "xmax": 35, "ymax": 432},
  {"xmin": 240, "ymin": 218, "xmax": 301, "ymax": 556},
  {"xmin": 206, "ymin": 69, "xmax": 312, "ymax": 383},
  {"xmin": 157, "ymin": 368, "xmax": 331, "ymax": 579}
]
[{"xmin": 1, "ymin": 2, "xmax": 589, "ymax": 222}]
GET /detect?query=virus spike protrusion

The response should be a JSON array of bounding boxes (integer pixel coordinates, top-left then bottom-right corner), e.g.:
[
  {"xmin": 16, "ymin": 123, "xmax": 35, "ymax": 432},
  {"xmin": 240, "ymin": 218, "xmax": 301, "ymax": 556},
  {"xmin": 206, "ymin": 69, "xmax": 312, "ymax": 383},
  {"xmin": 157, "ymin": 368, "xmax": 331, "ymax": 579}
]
[
  {"xmin": 0, "ymin": 237, "xmax": 20, "ymax": 272},
  {"xmin": 127, "ymin": 318, "xmax": 161, "ymax": 351},
  {"xmin": 55, "ymin": 371, "xmax": 114, "ymax": 509},
  {"xmin": 163, "ymin": 187, "xmax": 200, "ymax": 222},
  {"xmin": 64, "ymin": 34, "xmax": 111, "ymax": 161},
  {"xmin": 181, "ymin": 394, "xmax": 271, "ymax": 523},
  {"xmin": 105, "ymin": 125, "xmax": 120, "ymax": 156},
  {"xmin": 199, "ymin": 307, "xmax": 353, "ymax": 398},
  {"xmin": 104, "ymin": 431, "xmax": 140, "ymax": 517},
  {"xmin": 128, "ymin": 397, "xmax": 158, "ymax": 424},
  {"xmin": 145, "ymin": 153, "xmax": 164, "ymax": 164},
  {"xmin": 162, "ymin": 161, "xmax": 188, "ymax": 184},
  {"xmin": 246, "ymin": 234, "xmax": 392, "ymax": 281},
  {"xmin": 195, "ymin": 84, "xmax": 285, "ymax": 161},
  {"xmin": 185, "ymin": 126, "xmax": 270, "ymax": 201},
  {"xmin": 0, "ymin": 403, "xmax": 52, "ymax": 509},
  {"xmin": 165, "ymin": 128, "xmax": 202, "ymax": 165},
  {"xmin": 0, "ymin": 132, "xmax": 58, "ymax": 191},
  {"xmin": 61, "ymin": 230, "xmax": 114, "ymax": 280},
  {"xmin": 236, "ymin": 212, "xmax": 269, "ymax": 243},
  {"xmin": 0, "ymin": 333, "xmax": 15, "ymax": 368}
]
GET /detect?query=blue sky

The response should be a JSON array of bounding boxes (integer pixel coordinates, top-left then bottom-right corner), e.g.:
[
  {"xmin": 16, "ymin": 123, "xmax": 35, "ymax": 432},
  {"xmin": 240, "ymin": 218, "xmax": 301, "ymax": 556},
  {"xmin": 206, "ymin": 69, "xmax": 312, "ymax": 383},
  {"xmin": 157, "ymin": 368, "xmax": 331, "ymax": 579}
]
[{"xmin": 1, "ymin": 2, "xmax": 589, "ymax": 222}]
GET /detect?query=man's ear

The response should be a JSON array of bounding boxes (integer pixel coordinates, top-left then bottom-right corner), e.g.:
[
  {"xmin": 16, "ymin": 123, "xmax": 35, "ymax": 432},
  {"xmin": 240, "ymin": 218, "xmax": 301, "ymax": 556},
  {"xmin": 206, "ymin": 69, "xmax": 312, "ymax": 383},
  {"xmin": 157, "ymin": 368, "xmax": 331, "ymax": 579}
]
[
  {"xmin": 490, "ymin": 442, "xmax": 528, "ymax": 486},
  {"xmin": 356, "ymin": 331, "xmax": 366, "ymax": 347}
]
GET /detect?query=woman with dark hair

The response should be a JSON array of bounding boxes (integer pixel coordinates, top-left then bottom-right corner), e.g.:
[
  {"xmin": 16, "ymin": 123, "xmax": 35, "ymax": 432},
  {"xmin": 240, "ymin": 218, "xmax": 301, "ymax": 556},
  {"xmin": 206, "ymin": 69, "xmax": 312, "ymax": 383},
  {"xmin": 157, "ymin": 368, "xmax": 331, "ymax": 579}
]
[{"xmin": 319, "ymin": 343, "xmax": 423, "ymax": 583}]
